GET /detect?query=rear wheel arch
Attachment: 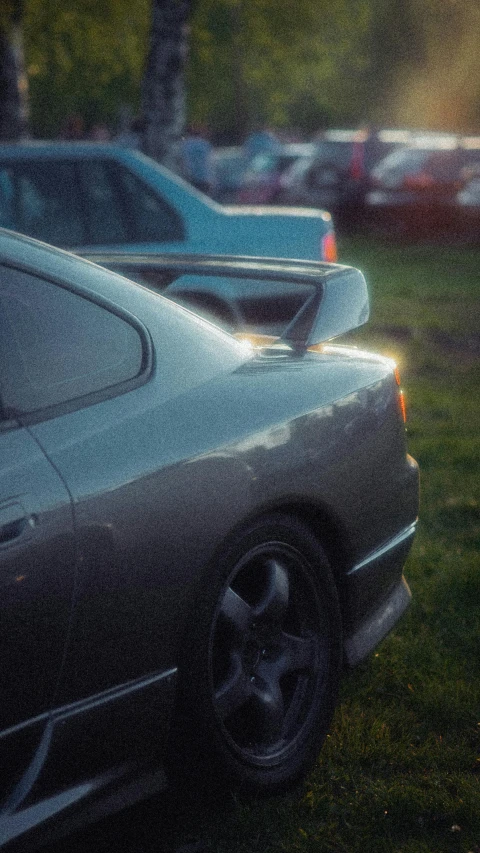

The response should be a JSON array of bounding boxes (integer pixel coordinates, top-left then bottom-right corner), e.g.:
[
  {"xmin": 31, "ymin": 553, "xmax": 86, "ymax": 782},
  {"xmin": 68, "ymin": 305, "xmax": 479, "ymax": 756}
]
[
  {"xmin": 243, "ymin": 499, "xmax": 353, "ymax": 599},
  {"xmin": 199, "ymin": 498, "xmax": 354, "ymax": 613}
]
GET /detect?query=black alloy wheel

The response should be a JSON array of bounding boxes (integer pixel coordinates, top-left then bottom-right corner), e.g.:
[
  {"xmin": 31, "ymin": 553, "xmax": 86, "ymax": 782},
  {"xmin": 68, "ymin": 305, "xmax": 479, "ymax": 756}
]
[{"xmin": 174, "ymin": 515, "xmax": 342, "ymax": 793}]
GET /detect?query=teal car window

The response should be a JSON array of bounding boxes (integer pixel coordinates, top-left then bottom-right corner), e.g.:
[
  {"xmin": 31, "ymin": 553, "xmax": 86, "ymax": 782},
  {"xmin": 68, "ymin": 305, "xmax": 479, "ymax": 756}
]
[
  {"xmin": 110, "ymin": 162, "xmax": 185, "ymax": 242},
  {"xmin": 0, "ymin": 169, "xmax": 14, "ymax": 229},
  {"xmin": 78, "ymin": 160, "xmax": 130, "ymax": 244},
  {"xmin": 0, "ymin": 266, "xmax": 143, "ymax": 416},
  {"xmin": 0, "ymin": 162, "xmax": 85, "ymax": 245}
]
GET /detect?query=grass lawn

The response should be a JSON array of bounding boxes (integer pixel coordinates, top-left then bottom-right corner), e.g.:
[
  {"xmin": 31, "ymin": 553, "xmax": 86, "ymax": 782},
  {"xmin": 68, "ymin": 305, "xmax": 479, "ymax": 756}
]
[{"xmin": 164, "ymin": 237, "xmax": 480, "ymax": 853}]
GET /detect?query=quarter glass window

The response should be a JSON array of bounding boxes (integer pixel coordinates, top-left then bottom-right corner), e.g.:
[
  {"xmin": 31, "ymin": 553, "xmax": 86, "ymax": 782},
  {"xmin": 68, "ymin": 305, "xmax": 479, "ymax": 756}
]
[{"xmin": 0, "ymin": 267, "xmax": 143, "ymax": 416}]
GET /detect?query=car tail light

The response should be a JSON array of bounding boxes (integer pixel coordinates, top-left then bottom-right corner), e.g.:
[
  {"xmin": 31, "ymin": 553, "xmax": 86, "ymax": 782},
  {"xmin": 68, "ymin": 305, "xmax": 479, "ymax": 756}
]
[
  {"xmin": 349, "ymin": 140, "xmax": 365, "ymax": 181},
  {"xmin": 394, "ymin": 366, "xmax": 407, "ymax": 423},
  {"xmin": 321, "ymin": 231, "xmax": 338, "ymax": 262},
  {"xmin": 402, "ymin": 171, "xmax": 435, "ymax": 191}
]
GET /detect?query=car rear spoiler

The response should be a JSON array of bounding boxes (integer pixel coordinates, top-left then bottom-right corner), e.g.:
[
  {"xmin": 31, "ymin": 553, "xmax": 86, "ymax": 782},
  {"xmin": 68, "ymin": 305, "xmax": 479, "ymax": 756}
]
[
  {"xmin": 278, "ymin": 263, "xmax": 368, "ymax": 351},
  {"xmin": 80, "ymin": 252, "xmax": 369, "ymax": 351}
]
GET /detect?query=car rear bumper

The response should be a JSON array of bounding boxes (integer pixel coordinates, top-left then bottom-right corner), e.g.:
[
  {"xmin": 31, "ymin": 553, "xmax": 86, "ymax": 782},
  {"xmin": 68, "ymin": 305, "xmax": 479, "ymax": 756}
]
[{"xmin": 342, "ymin": 520, "xmax": 417, "ymax": 667}]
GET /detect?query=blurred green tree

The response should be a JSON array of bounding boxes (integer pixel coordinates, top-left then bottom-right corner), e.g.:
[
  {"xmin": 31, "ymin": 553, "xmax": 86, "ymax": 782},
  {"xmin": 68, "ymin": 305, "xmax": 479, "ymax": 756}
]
[
  {"xmin": 4, "ymin": 0, "xmax": 478, "ymax": 154},
  {"xmin": 0, "ymin": 0, "xmax": 29, "ymax": 139},
  {"xmin": 19, "ymin": 0, "xmax": 372, "ymax": 145},
  {"xmin": 24, "ymin": 0, "xmax": 150, "ymax": 138},
  {"xmin": 187, "ymin": 0, "xmax": 372, "ymax": 141}
]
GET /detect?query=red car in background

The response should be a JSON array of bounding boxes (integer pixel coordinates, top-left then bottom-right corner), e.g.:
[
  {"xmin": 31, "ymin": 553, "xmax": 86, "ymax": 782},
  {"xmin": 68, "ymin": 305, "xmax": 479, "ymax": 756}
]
[
  {"xmin": 275, "ymin": 128, "xmax": 411, "ymax": 231},
  {"xmin": 365, "ymin": 134, "xmax": 480, "ymax": 239}
]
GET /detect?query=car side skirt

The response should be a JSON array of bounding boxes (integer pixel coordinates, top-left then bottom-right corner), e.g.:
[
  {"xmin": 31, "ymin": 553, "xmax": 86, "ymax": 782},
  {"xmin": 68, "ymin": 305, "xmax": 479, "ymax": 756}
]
[{"xmin": 1, "ymin": 668, "xmax": 177, "ymax": 850}]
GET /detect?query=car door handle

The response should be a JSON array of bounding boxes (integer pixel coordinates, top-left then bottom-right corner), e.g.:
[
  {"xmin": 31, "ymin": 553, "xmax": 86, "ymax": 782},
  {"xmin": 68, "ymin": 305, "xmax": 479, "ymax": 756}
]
[{"xmin": 0, "ymin": 502, "xmax": 29, "ymax": 545}]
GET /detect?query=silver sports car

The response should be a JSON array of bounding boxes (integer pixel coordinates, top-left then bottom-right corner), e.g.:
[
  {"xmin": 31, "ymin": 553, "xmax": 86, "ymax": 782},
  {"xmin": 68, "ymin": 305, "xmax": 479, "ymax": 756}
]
[{"xmin": 0, "ymin": 228, "xmax": 418, "ymax": 850}]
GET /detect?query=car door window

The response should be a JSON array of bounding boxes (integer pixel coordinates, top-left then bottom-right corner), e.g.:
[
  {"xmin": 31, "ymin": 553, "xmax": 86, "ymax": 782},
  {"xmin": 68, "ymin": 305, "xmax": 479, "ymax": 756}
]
[
  {"xmin": 0, "ymin": 266, "xmax": 144, "ymax": 416},
  {"xmin": 0, "ymin": 162, "xmax": 86, "ymax": 245},
  {"xmin": 111, "ymin": 162, "xmax": 185, "ymax": 242},
  {"xmin": 76, "ymin": 159, "xmax": 185, "ymax": 244},
  {"xmin": 78, "ymin": 160, "xmax": 130, "ymax": 243},
  {"xmin": 0, "ymin": 169, "xmax": 14, "ymax": 229}
]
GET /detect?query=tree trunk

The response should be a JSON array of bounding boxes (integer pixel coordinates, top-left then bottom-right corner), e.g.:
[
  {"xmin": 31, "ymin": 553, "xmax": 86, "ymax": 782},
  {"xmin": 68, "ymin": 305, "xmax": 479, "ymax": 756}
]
[
  {"xmin": 230, "ymin": 0, "xmax": 249, "ymax": 140},
  {"xmin": 141, "ymin": 0, "xmax": 192, "ymax": 171},
  {"xmin": 0, "ymin": 4, "xmax": 29, "ymax": 141}
]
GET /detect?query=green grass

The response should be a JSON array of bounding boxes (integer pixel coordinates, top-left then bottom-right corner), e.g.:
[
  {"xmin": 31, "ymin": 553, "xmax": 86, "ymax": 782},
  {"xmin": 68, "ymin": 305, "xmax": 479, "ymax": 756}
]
[
  {"xmin": 166, "ymin": 237, "xmax": 480, "ymax": 853},
  {"xmin": 341, "ymin": 237, "xmax": 480, "ymax": 336}
]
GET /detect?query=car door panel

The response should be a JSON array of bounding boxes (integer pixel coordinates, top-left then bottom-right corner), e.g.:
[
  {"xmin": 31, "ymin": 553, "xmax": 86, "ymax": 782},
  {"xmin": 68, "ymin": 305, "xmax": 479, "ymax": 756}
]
[
  {"xmin": 28, "ymin": 387, "xmax": 184, "ymax": 704},
  {"xmin": 0, "ymin": 424, "xmax": 75, "ymax": 805},
  {"xmin": 22, "ymin": 389, "xmax": 186, "ymax": 801}
]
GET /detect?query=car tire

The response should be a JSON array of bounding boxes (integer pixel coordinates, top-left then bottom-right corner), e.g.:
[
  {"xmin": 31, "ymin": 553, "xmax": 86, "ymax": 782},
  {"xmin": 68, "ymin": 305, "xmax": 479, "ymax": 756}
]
[{"xmin": 172, "ymin": 514, "xmax": 342, "ymax": 794}]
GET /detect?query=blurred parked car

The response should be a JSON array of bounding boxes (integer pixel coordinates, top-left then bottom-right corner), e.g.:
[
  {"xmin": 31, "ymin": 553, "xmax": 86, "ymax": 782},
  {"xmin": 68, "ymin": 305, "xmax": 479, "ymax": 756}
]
[
  {"xmin": 211, "ymin": 145, "xmax": 250, "ymax": 202},
  {"xmin": 0, "ymin": 227, "xmax": 418, "ymax": 850},
  {"xmin": 365, "ymin": 135, "xmax": 480, "ymax": 239},
  {"xmin": 236, "ymin": 143, "xmax": 316, "ymax": 204},
  {"xmin": 0, "ymin": 141, "xmax": 337, "ymax": 263},
  {"xmin": 276, "ymin": 128, "xmax": 412, "ymax": 231},
  {"xmin": 454, "ymin": 169, "xmax": 480, "ymax": 242}
]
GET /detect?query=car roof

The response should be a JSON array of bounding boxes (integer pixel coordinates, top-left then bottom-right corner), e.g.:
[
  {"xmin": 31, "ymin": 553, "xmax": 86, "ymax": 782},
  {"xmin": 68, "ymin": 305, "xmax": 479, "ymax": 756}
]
[
  {"xmin": 316, "ymin": 128, "xmax": 415, "ymax": 145},
  {"xmin": 374, "ymin": 138, "xmax": 480, "ymax": 170},
  {"xmin": 0, "ymin": 140, "xmax": 126, "ymax": 158},
  {"xmin": 281, "ymin": 143, "xmax": 317, "ymax": 156},
  {"xmin": 0, "ymin": 140, "xmax": 186, "ymax": 182}
]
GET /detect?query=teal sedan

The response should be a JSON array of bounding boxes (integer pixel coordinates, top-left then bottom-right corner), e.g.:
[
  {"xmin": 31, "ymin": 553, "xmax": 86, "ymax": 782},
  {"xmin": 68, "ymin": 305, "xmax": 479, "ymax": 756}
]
[{"xmin": 0, "ymin": 142, "xmax": 337, "ymax": 263}]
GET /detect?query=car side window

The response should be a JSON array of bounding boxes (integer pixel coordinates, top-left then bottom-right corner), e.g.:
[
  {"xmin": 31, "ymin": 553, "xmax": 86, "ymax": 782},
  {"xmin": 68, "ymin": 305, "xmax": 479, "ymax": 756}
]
[
  {"xmin": 111, "ymin": 163, "xmax": 186, "ymax": 242},
  {"xmin": 78, "ymin": 160, "xmax": 130, "ymax": 244},
  {"xmin": 0, "ymin": 266, "xmax": 144, "ymax": 417},
  {"xmin": 0, "ymin": 162, "xmax": 86, "ymax": 246},
  {"xmin": 0, "ymin": 169, "xmax": 14, "ymax": 229}
]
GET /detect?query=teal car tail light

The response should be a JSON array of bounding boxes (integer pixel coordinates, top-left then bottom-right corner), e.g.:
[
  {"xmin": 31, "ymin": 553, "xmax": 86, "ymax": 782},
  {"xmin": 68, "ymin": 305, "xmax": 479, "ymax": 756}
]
[
  {"xmin": 395, "ymin": 366, "xmax": 407, "ymax": 423},
  {"xmin": 321, "ymin": 231, "xmax": 338, "ymax": 263}
]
